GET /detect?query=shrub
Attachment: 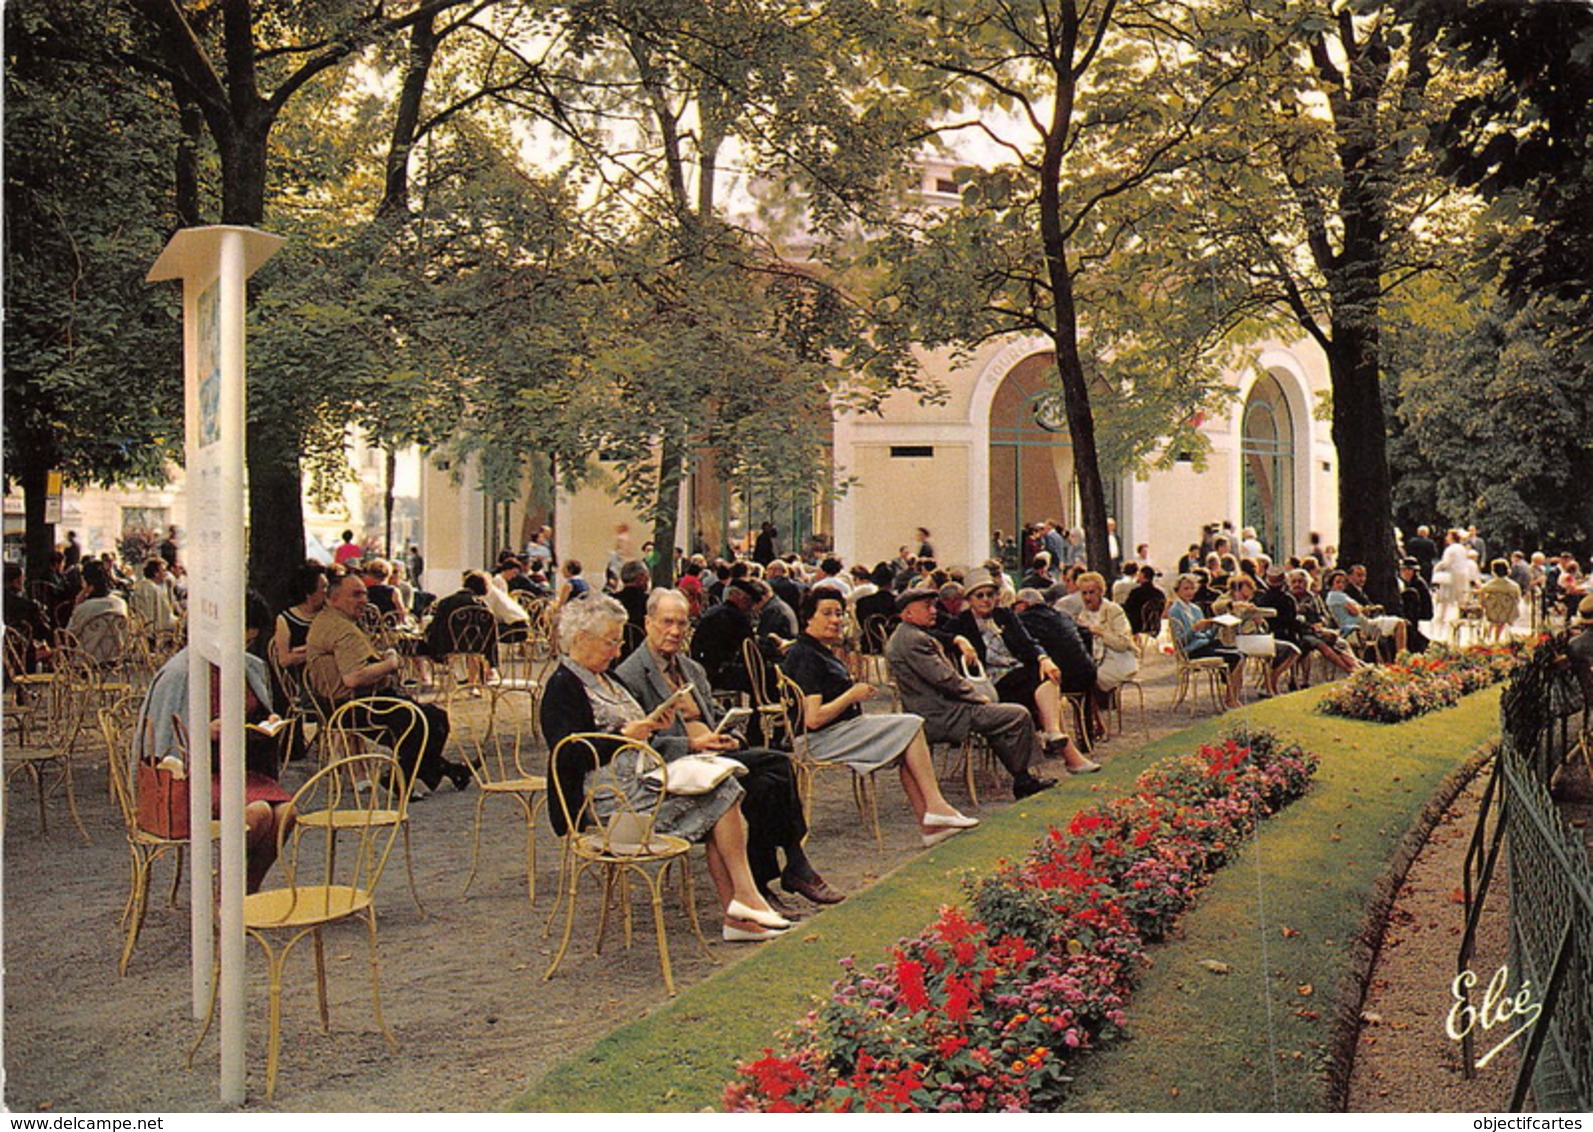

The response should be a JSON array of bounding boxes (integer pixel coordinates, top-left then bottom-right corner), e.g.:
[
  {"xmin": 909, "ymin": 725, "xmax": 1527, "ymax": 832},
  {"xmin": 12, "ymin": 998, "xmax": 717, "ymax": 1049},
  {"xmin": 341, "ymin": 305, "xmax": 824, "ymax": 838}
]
[{"xmin": 1317, "ymin": 641, "xmax": 1532, "ymax": 723}]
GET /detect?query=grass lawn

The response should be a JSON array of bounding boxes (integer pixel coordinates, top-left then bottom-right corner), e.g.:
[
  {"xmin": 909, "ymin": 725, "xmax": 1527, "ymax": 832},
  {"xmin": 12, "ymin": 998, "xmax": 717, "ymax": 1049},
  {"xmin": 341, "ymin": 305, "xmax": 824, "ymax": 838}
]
[{"xmin": 511, "ymin": 684, "xmax": 1502, "ymax": 1112}]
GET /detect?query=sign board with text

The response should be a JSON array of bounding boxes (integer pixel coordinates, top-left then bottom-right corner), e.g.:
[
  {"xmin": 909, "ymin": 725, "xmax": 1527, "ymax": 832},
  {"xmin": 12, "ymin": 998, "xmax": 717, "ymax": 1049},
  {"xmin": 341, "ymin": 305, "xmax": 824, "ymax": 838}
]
[{"xmin": 148, "ymin": 225, "xmax": 282, "ymax": 1105}]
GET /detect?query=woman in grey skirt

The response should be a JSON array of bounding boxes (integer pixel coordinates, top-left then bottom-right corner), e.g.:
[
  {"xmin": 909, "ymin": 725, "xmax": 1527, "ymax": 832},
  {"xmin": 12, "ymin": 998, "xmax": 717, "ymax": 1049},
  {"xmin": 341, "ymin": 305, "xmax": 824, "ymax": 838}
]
[
  {"xmin": 541, "ymin": 594, "xmax": 796, "ymax": 941},
  {"xmin": 781, "ymin": 589, "xmax": 979, "ymax": 847}
]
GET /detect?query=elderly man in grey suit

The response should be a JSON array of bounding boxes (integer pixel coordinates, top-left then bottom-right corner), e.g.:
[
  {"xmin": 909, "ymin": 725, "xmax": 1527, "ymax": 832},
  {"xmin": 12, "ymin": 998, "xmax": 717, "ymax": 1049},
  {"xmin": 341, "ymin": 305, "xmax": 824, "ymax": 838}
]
[
  {"xmin": 884, "ymin": 588, "xmax": 1057, "ymax": 800},
  {"xmin": 614, "ymin": 587, "xmax": 844, "ymax": 913}
]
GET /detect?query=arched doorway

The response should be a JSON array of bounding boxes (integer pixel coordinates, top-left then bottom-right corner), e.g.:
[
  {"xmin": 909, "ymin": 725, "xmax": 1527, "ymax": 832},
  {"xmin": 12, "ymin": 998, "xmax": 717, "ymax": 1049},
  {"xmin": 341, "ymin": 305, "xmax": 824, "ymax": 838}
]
[
  {"xmin": 988, "ymin": 353, "xmax": 1107, "ymax": 567},
  {"xmin": 1241, "ymin": 372, "xmax": 1295, "ymax": 559}
]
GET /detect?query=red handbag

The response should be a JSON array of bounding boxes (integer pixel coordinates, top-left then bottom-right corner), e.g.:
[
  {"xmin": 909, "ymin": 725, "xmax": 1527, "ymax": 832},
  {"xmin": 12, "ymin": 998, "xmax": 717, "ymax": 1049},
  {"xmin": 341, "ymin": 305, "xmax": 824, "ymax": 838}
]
[{"xmin": 136, "ymin": 760, "xmax": 190, "ymax": 839}]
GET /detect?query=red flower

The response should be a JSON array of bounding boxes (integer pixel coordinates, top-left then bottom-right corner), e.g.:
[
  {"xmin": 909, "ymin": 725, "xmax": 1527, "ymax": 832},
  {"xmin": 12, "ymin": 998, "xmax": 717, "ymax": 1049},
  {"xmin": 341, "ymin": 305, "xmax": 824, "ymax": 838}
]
[
  {"xmin": 897, "ymin": 958, "xmax": 931, "ymax": 1012},
  {"xmin": 945, "ymin": 974, "xmax": 979, "ymax": 1022}
]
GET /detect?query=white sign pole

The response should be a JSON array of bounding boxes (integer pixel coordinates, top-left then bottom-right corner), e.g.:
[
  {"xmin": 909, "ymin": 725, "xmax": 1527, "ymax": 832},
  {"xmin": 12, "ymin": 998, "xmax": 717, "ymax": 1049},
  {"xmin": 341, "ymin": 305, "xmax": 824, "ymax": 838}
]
[{"xmin": 149, "ymin": 225, "xmax": 283, "ymax": 1105}]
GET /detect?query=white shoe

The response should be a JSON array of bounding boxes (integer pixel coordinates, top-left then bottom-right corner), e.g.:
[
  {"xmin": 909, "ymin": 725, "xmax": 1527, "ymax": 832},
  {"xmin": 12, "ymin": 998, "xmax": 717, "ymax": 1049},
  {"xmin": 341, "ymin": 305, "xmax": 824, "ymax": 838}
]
[
  {"xmin": 921, "ymin": 826, "xmax": 968, "ymax": 848},
  {"xmin": 922, "ymin": 810, "xmax": 979, "ymax": 829},
  {"xmin": 725, "ymin": 899, "xmax": 792, "ymax": 930},
  {"xmin": 723, "ymin": 924, "xmax": 786, "ymax": 942}
]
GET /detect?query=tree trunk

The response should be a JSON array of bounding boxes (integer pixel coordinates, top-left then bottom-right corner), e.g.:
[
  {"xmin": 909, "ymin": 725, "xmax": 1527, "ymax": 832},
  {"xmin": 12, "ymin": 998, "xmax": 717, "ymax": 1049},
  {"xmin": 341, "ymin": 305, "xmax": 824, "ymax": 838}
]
[
  {"xmin": 384, "ymin": 447, "xmax": 397, "ymax": 558},
  {"xmin": 246, "ymin": 412, "xmax": 307, "ymax": 611},
  {"xmin": 20, "ymin": 463, "xmax": 55, "ymax": 580},
  {"xmin": 1038, "ymin": 55, "xmax": 1111, "ymax": 574},
  {"xmin": 174, "ymin": 91, "xmax": 204, "ymax": 228},
  {"xmin": 648, "ymin": 431, "xmax": 688, "ymax": 588},
  {"xmin": 1325, "ymin": 64, "xmax": 1401, "ymax": 610},
  {"xmin": 378, "ymin": 13, "xmax": 438, "ymax": 219},
  {"xmin": 1326, "ymin": 331, "xmax": 1400, "ymax": 606}
]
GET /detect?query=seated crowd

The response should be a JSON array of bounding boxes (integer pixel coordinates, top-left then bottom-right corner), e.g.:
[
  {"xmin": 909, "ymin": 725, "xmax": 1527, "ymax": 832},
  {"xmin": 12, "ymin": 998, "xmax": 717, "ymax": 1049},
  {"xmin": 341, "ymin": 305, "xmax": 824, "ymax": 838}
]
[{"xmin": 6, "ymin": 518, "xmax": 1587, "ymax": 922}]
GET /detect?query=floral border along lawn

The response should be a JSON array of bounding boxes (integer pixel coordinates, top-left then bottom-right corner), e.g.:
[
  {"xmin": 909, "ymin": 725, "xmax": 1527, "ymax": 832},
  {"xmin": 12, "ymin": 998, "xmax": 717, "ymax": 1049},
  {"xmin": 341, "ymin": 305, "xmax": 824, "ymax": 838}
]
[{"xmin": 511, "ymin": 683, "xmax": 1503, "ymax": 1113}]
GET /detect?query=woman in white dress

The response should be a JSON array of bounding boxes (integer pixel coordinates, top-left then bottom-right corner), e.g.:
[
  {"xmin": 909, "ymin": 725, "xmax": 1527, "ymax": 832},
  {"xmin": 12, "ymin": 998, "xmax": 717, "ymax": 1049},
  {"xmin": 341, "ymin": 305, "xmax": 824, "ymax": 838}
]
[
  {"xmin": 1433, "ymin": 529, "xmax": 1474, "ymax": 625},
  {"xmin": 1071, "ymin": 572, "xmax": 1139, "ymax": 706}
]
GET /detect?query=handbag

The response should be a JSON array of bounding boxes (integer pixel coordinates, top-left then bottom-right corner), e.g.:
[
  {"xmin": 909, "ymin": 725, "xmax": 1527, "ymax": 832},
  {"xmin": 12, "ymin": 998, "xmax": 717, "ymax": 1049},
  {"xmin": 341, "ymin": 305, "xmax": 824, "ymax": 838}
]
[
  {"xmin": 136, "ymin": 759, "xmax": 191, "ymax": 839},
  {"xmin": 960, "ymin": 656, "xmax": 1000, "ymax": 702},
  {"xmin": 1236, "ymin": 633, "xmax": 1277, "ymax": 658},
  {"xmin": 645, "ymin": 755, "xmax": 748, "ymax": 795}
]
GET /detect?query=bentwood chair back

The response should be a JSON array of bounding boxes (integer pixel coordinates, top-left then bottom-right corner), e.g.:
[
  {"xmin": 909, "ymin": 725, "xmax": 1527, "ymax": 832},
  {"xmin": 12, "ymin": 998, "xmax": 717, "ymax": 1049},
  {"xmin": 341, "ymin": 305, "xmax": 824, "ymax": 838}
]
[
  {"xmin": 459, "ymin": 686, "xmax": 548, "ymax": 907},
  {"xmin": 4, "ymin": 655, "xmax": 91, "ymax": 842},
  {"xmin": 773, "ymin": 669, "xmax": 884, "ymax": 849},
  {"xmin": 189, "ymin": 752, "xmax": 405, "ymax": 1100},
  {"xmin": 100, "ymin": 696, "xmax": 211, "ymax": 974},
  {"xmin": 304, "ymin": 697, "xmax": 428, "ymax": 916},
  {"xmin": 740, "ymin": 638, "xmax": 788, "ymax": 747},
  {"xmin": 542, "ymin": 733, "xmax": 708, "ymax": 997}
]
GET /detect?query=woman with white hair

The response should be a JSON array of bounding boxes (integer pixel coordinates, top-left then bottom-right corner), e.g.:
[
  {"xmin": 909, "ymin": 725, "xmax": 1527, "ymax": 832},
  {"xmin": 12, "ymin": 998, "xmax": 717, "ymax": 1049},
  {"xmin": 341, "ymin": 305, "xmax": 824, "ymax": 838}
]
[
  {"xmin": 1070, "ymin": 571, "xmax": 1139, "ymax": 705},
  {"xmin": 539, "ymin": 593, "xmax": 792, "ymax": 941}
]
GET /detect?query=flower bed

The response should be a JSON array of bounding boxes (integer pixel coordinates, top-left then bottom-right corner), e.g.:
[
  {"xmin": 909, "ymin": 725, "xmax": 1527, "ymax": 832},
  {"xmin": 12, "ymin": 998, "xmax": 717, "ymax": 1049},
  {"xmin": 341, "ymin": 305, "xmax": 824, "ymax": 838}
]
[
  {"xmin": 1316, "ymin": 641, "xmax": 1531, "ymax": 723},
  {"xmin": 723, "ymin": 726, "xmax": 1318, "ymax": 1112}
]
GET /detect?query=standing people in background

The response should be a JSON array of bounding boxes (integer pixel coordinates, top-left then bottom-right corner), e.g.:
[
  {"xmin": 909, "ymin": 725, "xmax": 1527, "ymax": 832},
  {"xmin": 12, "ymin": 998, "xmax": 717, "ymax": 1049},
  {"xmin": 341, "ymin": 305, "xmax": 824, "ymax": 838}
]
[
  {"xmin": 1106, "ymin": 517, "xmax": 1122, "ymax": 575},
  {"xmin": 333, "ymin": 529, "xmax": 362, "ymax": 568},
  {"xmin": 1433, "ymin": 530, "xmax": 1474, "ymax": 625},
  {"xmin": 604, "ymin": 523, "xmax": 634, "ymax": 591},
  {"xmin": 915, "ymin": 527, "xmax": 936, "ymax": 561},
  {"xmin": 1405, "ymin": 526, "xmax": 1438, "ymax": 584},
  {"xmin": 524, "ymin": 526, "xmax": 554, "ymax": 573},
  {"xmin": 405, "ymin": 543, "xmax": 425, "ymax": 586},
  {"xmin": 63, "ymin": 531, "xmax": 82, "ymax": 569},
  {"xmin": 753, "ymin": 522, "xmax": 779, "ymax": 566},
  {"xmin": 1041, "ymin": 522, "xmax": 1067, "ymax": 570},
  {"xmin": 1239, "ymin": 527, "xmax": 1264, "ymax": 560},
  {"xmin": 1464, "ymin": 526, "xmax": 1487, "ymax": 567},
  {"xmin": 158, "ymin": 525, "xmax": 181, "ymax": 571}
]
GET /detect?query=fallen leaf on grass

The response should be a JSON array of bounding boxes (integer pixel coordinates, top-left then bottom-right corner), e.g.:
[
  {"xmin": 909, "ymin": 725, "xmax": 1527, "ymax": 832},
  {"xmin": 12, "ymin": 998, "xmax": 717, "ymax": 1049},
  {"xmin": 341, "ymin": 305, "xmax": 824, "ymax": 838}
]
[
  {"xmin": 1280, "ymin": 926, "xmax": 1300, "ymax": 938},
  {"xmin": 1201, "ymin": 960, "xmax": 1230, "ymax": 975},
  {"xmin": 1295, "ymin": 1008, "xmax": 1320, "ymax": 1021},
  {"xmin": 1449, "ymin": 887, "xmax": 1466, "ymax": 904},
  {"xmin": 1297, "ymin": 983, "xmax": 1314, "ymax": 996},
  {"xmin": 1361, "ymin": 1011, "xmax": 1383, "ymax": 1025}
]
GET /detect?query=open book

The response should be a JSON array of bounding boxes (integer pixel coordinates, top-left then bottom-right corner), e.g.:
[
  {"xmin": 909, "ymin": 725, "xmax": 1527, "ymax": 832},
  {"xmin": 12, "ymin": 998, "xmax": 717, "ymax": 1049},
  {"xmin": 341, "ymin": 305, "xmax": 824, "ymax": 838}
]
[
  {"xmin": 647, "ymin": 683, "xmax": 695, "ymax": 726},
  {"xmin": 246, "ymin": 717, "xmax": 291, "ymax": 738}
]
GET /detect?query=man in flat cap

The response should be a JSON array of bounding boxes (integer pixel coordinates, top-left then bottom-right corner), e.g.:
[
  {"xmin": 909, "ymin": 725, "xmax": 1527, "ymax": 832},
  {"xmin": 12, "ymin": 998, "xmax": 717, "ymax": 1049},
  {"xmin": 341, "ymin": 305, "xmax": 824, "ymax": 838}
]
[
  {"xmin": 1398, "ymin": 556, "xmax": 1435, "ymax": 652},
  {"xmin": 884, "ymin": 587, "xmax": 1061, "ymax": 798}
]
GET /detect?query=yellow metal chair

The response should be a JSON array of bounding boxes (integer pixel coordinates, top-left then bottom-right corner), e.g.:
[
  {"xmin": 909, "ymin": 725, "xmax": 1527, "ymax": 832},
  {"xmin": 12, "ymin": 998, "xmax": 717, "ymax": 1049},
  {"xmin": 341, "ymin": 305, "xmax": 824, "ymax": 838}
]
[
  {"xmin": 4, "ymin": 657, "xmax": 91, "ymax": 842},
  {"xmin": 100, "ymin": 697, "xmax": 222, "ymax": 974},
  {"xmin": 741, "ymin": 637, "xmax": 790, "ymax": 747},
  {"xmin": 459, "ymin": 686, "xmax": 548, "ymax": 907},
  {"xmin": 301, "ymin": 697, "xmax": 427, "ymax": 917},
  {"xmin": 774, "ymin": 669, "xmax": 885, "ymax": 849},
  {"xmin": 543, "ymin": 733, "xmax": 710, "ymax": 997},
  {"xmin": 1168, "ymin": 630, "xmax": 1230, "ymax": 714},
  {"xmin": 190, "ymin": 752, "xmax": 406, "ymax": 1100}
]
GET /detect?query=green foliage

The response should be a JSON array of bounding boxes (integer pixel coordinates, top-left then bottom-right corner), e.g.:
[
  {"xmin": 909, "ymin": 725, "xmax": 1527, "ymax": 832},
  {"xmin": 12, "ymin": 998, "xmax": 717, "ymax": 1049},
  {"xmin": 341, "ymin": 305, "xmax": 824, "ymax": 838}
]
[
  {"xmin": 2, "ymin": 2, "xmax": 185, "ymax": 489},
  {"xmin": 1385, "ymin": 271, "xmax": 1592, "ymax": 551}
]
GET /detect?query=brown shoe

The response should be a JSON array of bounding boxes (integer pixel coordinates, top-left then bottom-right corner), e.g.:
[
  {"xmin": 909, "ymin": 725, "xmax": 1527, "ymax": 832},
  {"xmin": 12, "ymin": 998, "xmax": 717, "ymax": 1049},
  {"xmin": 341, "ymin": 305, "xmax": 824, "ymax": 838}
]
[{"xmin": 783, "ymin": 873, "xmax": 847, "ymax": 905}]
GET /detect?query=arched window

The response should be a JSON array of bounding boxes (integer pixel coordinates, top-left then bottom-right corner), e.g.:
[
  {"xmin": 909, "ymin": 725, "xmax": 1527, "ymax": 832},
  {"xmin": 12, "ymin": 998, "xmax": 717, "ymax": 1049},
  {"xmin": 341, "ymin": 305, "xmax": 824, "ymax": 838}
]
[
  {"xmin": 1241, "ymin": 373, "xmax": 1295, "ymax": 559},
  {"xmin": 987, "ymin": 353, "xmax": 1118, "ymax": 565}
]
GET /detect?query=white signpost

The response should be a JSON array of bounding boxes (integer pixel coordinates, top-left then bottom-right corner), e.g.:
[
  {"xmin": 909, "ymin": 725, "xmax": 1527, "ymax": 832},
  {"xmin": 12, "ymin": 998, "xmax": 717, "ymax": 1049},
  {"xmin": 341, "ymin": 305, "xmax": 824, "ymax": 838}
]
[{"xmin": 149, "ymin": 225, "xmax": 283, "ymax": 1104}]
